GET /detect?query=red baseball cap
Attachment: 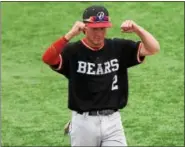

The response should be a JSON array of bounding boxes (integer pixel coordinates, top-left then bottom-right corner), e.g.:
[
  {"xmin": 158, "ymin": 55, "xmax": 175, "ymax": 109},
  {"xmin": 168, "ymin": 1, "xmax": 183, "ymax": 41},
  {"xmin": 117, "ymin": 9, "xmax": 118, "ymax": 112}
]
[{"xmin": 82, "ymin": 5, "xmax": 112, "ymax": 28}]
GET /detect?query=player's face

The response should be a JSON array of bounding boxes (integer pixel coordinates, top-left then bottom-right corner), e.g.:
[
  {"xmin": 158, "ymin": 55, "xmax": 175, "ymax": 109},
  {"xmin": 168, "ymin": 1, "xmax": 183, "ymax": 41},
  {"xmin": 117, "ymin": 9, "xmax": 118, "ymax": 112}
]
[{"xmin": 85, "ymin": 27, "xmax": 107, "ymax": 46}]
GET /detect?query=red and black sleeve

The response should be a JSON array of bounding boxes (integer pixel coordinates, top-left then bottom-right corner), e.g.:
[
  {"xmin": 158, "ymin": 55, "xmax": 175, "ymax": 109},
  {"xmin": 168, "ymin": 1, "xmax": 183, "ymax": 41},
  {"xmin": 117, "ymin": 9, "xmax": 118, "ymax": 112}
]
[{"xmin": 42, "ymin": 36, "xmax": 70, "ymax": 77}]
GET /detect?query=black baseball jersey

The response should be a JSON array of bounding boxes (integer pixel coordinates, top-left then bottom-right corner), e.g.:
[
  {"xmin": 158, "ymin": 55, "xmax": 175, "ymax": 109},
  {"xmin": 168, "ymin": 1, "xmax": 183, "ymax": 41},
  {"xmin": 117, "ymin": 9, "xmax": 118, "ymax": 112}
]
[{"xmin": 51, "ymin": 38, "xmax": 145, "ymax": 112}]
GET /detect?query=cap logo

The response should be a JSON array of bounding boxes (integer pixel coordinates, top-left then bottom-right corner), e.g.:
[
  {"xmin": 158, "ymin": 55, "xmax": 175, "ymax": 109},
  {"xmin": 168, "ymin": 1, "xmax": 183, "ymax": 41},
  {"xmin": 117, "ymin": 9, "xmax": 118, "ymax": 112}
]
[{"xmin": 97, "ymin": 12, "xmax": 105, "ymax": 21}]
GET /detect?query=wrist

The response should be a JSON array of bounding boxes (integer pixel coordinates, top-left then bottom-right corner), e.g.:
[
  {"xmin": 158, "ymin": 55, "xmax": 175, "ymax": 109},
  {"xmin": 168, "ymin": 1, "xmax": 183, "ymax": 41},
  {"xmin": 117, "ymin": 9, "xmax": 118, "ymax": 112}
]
[
  {"xmin": 64, "ymin": 31, "xmax": 74, "ymax": 41},
  {"xmin": 134, "ymin": 25, "xmax": 143, "ymax": 35}
]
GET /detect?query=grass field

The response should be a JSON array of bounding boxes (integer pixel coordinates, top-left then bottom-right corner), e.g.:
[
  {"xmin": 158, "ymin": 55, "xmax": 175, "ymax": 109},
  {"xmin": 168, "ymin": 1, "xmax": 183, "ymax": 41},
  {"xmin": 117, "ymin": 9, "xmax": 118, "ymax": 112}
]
[{"xmin": 1, "ymin": 2, "xmax": 184, "ymax": 146}]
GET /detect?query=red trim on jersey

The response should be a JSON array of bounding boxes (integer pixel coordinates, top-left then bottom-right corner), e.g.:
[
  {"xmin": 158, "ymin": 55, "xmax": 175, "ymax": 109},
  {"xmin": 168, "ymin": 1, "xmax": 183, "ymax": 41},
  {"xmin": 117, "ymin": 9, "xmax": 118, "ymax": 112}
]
[
  {"xmin": 81, "ymin": 38, "xmax": 104, "ymax": 51},
  {"xmin": 42, "ymin": 36, "xmax": 68, "ymax": 65},
  {"xmin": 137, "ymin": 42, "xmax": 145, "ymax": 63},
  {"xmin": 56, "ymin": 54, "xmax": 63, "ymax": 70}
]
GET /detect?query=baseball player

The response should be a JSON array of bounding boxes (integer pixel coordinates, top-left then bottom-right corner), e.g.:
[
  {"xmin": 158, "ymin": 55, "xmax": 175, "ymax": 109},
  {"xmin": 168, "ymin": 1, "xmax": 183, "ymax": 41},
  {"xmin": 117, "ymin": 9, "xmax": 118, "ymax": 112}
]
[{"xmin": 42, "ymin": 5, "xmax": 160, "ymax": 146}]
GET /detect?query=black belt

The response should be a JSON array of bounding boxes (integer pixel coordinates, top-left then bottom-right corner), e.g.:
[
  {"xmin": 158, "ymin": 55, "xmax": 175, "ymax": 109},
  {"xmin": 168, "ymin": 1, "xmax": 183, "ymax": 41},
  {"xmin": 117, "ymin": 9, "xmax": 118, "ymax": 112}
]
[{"xmin": 77, "ymin": 109, "xmax": 118, "ymax": 116}]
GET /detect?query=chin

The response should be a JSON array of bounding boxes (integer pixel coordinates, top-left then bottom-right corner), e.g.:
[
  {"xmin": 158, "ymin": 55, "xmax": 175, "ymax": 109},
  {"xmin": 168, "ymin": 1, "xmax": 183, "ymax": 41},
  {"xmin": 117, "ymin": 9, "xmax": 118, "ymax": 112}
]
[{"xmin": 94, "ymin": 40, "xmax": 104, "ymax": 45}]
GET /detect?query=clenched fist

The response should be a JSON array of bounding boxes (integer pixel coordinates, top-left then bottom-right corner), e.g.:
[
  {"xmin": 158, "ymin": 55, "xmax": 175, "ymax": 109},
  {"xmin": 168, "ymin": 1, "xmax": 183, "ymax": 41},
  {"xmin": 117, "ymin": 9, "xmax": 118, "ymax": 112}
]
[
  {"xmin": 65, "ymin": 21, "xmax": 86, "ymax": 40},
  {"xmin": 120, "ymin": 20, "xmax": 140, "ymax": 33}
]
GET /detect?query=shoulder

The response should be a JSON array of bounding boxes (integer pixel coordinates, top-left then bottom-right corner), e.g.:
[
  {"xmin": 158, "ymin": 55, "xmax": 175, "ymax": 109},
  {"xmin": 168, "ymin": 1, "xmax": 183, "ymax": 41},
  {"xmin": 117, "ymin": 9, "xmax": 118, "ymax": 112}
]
[
  {"xmin": 107, "ymin": 38, "xmax": 140, "ymax": 48},
  {"xmin": 64, "ymin": 40, "xmax": 81, "ymax": 49},
  {"xmin": 62, "ymin": 40, "xmax": 82, "ymax": 55},
  {"xmin": 105, "ymin": 38, "xmax": 128, "ymax": 48},
  {"xmin": 105, "ymin": 37, "xmax": 127, "ymax": 44}
]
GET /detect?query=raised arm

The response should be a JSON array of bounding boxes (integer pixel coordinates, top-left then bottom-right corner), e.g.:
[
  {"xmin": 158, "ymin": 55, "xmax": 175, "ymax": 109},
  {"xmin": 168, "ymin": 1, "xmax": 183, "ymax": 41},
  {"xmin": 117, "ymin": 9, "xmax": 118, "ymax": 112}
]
[
  {"xmin": 121, "ymin": 20, "xmax": 160, "ymax": 56},
  {"xmin": 42, "ymin": 21, "xmax": 85, "ymax": 68}
]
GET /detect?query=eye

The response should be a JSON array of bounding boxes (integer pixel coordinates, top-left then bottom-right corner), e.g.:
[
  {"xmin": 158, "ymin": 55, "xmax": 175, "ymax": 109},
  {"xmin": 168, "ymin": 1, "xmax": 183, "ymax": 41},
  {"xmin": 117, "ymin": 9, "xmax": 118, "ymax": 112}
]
[
  {"xmin": 92, "ymin": 28, "xmax": 97, "ymax": 31},
  {"xmin": 92, "ymin": 28, "xmax": 105, "ymax": 31},
  {"xmin": 99, "ymin": 28, "xmax": 106, "ymax": 31}
]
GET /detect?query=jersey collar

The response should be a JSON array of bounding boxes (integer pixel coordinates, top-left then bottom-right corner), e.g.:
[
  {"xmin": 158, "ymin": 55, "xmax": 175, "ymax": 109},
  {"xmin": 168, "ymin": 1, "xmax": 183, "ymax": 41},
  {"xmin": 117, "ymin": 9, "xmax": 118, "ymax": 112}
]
[{"xmin": 81, "ymin": 38, "xmax": 104, "ymax": 51}]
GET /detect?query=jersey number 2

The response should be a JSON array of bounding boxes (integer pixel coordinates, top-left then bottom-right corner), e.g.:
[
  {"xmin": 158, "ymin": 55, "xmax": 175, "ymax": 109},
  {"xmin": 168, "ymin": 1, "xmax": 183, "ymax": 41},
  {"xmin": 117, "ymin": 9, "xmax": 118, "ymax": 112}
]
[{"xmin": 112, "ymin": 75, "xmax": 118, "ymax": 90}]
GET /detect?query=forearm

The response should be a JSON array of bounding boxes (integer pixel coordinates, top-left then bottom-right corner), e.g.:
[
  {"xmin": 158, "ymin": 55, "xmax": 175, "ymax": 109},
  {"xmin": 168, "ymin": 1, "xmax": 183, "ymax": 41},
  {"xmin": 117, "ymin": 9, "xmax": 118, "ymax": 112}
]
[
  {"xmin": 42, "ymin": 36, "xmax": 68, "ymax": 65},
  {"xmin": 135, "ymin": 26, "xmax": 160, "ymax": 54}
]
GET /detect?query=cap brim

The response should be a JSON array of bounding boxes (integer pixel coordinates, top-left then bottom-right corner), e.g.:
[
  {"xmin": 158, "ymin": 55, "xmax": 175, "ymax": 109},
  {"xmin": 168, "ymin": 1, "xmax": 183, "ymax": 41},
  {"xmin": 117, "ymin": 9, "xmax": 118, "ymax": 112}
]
[{"xmin": 86, "ymin": 22, "xmax": 112, "ymax": 28}]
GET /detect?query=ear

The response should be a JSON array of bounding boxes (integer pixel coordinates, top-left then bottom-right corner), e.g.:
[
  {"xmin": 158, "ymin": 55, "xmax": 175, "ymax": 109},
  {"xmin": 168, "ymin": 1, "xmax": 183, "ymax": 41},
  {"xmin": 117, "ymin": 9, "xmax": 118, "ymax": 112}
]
[{"xmin": 83, "ymin": 26, "xmax": 87, "ymax": 34}]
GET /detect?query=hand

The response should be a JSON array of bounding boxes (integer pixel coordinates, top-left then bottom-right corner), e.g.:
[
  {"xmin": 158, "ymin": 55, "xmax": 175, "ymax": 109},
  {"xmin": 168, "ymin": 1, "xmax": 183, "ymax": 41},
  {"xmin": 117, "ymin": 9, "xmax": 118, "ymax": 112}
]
[
  {"xmin": 64, "ymin": 121, "xmax": 71, "ymax": 135},
  {"xmin": 65, "ymin": 21, "xmax": 86, "ymax": 40},
  {"xmin": 120, "ymin": 20, "xmax": 139, "ymax": 33}
]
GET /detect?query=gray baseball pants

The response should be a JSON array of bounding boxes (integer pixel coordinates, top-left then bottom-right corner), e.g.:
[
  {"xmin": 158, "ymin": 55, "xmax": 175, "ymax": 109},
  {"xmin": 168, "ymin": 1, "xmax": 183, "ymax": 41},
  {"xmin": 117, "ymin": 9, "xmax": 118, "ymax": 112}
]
[{"xmin": 69, "ymin": 110, "xmax": 127, "ymax": 146}]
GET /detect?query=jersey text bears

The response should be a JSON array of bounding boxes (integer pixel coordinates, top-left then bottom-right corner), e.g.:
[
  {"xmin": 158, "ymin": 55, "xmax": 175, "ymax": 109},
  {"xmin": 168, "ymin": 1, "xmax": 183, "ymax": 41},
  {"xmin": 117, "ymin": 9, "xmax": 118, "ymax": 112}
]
[{"xmin": 77, "ymin": 59, "xmax": 119, "ymax": 75}]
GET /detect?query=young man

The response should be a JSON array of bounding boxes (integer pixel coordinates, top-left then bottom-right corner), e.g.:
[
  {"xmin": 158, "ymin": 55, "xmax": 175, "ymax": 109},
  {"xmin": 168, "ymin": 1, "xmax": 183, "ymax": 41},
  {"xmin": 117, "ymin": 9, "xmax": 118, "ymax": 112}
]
[{"xmin": 42, "ymin": 5, "xmax": 160, "ymax": 147}]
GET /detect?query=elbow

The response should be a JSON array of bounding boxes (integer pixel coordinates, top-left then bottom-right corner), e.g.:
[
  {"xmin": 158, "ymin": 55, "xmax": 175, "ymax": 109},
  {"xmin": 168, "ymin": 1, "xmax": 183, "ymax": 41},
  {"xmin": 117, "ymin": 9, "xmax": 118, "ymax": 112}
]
[
  {"xmin": 42, "ymin": 53, "xmax": 49, "ymax": 64},
  {"xmin": 152, "ymin": 41, "xmax": 160, "ymax": 55},
  {"xmin": 155, "ymin": 41, "xmax": 160, "ymax": 53},
  {"xmin": 155, "ymin": 42, "xmax": 160, "ymax": 54},
  {"xmin": 42, "ymin": 51, "xmax": 61, "ymax": 66}
]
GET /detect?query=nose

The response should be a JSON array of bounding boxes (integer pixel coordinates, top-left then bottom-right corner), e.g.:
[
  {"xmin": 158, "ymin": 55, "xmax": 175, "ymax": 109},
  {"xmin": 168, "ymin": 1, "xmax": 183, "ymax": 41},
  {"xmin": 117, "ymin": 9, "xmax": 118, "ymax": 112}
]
[{"xmin": 93, "ymin": 28, "xmax": 105, "ymax": 35}]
